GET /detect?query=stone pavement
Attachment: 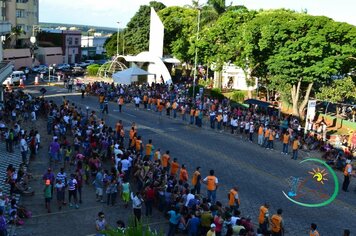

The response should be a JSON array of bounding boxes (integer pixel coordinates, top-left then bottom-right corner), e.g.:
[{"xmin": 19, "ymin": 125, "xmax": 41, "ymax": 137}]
[
  {"xmin": 18, "ymin": 85, "xmax": 356, "ymax": 236},
  {"xmin": 0, "ymin": 143, "xmax": 23, "ymax": 206}
]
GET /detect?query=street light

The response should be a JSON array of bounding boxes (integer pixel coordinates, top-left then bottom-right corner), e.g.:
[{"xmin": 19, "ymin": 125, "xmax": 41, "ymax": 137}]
[
  {"xmin": 116, "ymin": 21, "xmax": 120, "ymax": 56},
  {"xmin": 192, "ymin": 7, "xmax": 201, "ymax": 101},
  {"xmin": 30, "ymin": 25, "xmax": 40, "ymax": 69}
]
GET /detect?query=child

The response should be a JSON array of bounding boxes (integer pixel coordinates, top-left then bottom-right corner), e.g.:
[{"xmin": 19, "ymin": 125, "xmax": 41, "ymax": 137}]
[
  {"xmin": 44, "ymin": 179, "xmax": 52, "ymax": 213},
  {"xmin": 121, "ymin": 180, "xmax": 130, "ymax": 208},
  {"xmin": 64, "ymin": 146, "xmax": 72, "ymax": 169}
]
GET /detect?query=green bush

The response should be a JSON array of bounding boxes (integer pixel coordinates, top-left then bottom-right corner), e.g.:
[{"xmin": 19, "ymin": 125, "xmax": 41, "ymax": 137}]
[
  {"xmin": 231, "ymin": 90, "xmax": 245, "ymax": 103},
  {"xmin": 86, "ymin": 64, "xmax": 101, "ymax": 76},
  {"xmin": 101, "ymin": 218, "xmax": 163, "ymax": 236},
  {"xmin": 210, "ymin": 88, "xmax": 225, "ymax": 100}
]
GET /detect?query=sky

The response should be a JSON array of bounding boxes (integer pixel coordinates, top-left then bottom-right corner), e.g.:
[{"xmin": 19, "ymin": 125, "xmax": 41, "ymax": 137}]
[{"xmin": 39, "ymin": 0, "xmax": 356, "ymax": 28}]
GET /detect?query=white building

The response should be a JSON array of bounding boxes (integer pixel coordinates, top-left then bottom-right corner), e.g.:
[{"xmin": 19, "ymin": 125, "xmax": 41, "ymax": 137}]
[
  {"xmin": 214, "ymin": 63, "xmax": 258, "ymax": 91},
  {"xmin": 81, "ymin": 35, "xmax": 108, "ymax": 56}
]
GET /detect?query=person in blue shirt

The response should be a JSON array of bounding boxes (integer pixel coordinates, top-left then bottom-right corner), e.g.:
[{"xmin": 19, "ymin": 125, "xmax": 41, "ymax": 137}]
[
  {"xmin": 167, "ymin": 208, "xmax": 181, "ymax": 236},
  {"xmin": 186, "ymin": 213, "xmax": 201, "ymax": 236}
]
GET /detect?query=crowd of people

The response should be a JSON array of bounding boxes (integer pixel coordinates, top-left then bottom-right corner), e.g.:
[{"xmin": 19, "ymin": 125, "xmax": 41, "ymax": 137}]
[{"xmin": 0, "ymin": 81, "xmax": 354, "ymax": 236}]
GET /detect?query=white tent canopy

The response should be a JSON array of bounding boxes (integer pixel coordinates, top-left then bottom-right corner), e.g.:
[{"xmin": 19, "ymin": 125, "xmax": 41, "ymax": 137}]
[{"xmin": 112, "ymin": 67, "xmax": 154, "ymax": 85}]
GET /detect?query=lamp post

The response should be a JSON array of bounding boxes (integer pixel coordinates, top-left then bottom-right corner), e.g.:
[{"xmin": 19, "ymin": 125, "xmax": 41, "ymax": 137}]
[
  {"xmin": 30, "ymin": 25, "xmax": 40, "ymax": 69},
  {"xmin": 192, "ymin": 7, "xmax": 201, "ymax": 101},
  {"xmin": 30, "ymin": 36, "xmax": 36, "ymax": 69},
  {"xmin": 116, "ymin": 21, "xmax": 120, "ymax": 56}
]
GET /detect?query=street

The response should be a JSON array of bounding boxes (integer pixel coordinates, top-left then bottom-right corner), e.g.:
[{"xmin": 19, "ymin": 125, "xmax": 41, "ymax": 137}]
[{"xmin": 17, "ymin": 85, "xmax": 356, "ymax": 236}]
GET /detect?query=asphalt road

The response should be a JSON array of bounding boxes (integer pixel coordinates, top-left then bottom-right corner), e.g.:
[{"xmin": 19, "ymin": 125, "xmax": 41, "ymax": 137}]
[{"xmin": 18, "ymin": 85, "xmax": 356, "ymax": 236}]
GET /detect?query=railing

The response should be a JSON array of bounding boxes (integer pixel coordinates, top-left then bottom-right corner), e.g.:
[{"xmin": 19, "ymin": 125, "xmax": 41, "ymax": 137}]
[{"xmin": 0, "ymin": 61, "xmax": 13, "ymax": 83}]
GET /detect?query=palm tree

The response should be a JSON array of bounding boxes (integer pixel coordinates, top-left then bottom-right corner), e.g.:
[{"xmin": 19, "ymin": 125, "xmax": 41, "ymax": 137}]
[
  {"xmin": 9, "ymin": 26, "xmax": 25, "ymax": 48},
  {"xmin": 207, "ymin": 0, "xmax": 226, "ymax": 15}
]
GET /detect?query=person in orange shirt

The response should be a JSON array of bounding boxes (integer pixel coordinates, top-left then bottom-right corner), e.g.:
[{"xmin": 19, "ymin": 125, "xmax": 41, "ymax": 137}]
[
  {"xmin": 266, "ymin": 128, "xmax": 275, "ymax": 150},
  {"xmin": 342, "ymin": 158, "xmax": 353, "ymax": 191},
  {"xmin": 170, "ymin": 158, "xmax": 180, "ymax": 177},
  {"xmin": 179, "ymin": 164, "xmax": 189, "ymax": 183},
  {"xmin": 257, "ymin": 124, "xmax": 264, "ymax": 146},
  {"xmin": 157, "ymin": 102, "xmax": 163, "ymax": 119},
  {"xmin": 135, "ymin": 136, "xmax": 143, "ymax": 157},
  {"xmin": 145, "ymin": 139, "xmax": 155, "ymax": 160},
  {"xmin": 310, "ymin": 223, "xmax": 320, "ymax": 236},
  {"xmin": 148, "ymin": 97, "xmax": 152, "ymax": 110},
  {"xmin": 117, "ymin": 96, "xmax": 124, "ymax": 113},
  {"xmin": 271, "ymin": 209, "xmax": 284, "ymax": 236},
  {"xmin": 263, "ymin": 127, "xmax": 270, "ymax": 147},
  {"xmin": 152, "ymin": 97, "xmax": 157, "ymax": 111},
  {"xmin": 216, "ymin": 113, "xmax": 222, "ymax": 130},
  {"xmin": 191, "ymin": 166, "xmax": 201, "ymax": 194},
  {"xmin": 181, "ymin": 105, "xmax": 187, "ymax": 122},
  {"xmin": 129, "ymin": 127, "xmax": 136, "ymax": 149},
  {"xmin": 166, "ymin": 101, "xmax": 171, "ymax": 117},
  {"xmin": 190, "ymin": 107, "xmax": 195, "ymax": 125},
  {"xmin": 292, "ymin": 136, "xmax": 300, "ymax": 160},
  {"xmin": 282, "ymin": 131, "xmax": 290, "ymax": 155},
  {"xmin": 172, "ymin": 100, "xmax": 178, "ymax": 119},
  {"xmin": 228, "ymin": 186, "xmax": 240, "ymax": 211},
  {"xmin": 130, "ymin": 133, "xmax": 137, "ymax": 152},
  {"xmin": 258, "ymin": 203, "xmax": 270, "ymax": 235},
  {"xmin": 143, "ymin": 94, "xmax": 148, "ymax": 109},
  {"xmin": 203, "ymin": 169, "xmax": 218, "ymax": 204},
  {"xmin": 161, "ymin": 150, "xmax": 171, "ymax": 172}
]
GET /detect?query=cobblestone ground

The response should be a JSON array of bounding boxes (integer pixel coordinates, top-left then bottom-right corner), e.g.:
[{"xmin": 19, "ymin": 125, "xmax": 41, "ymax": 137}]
[{"xmin": 15, "ymin": 85, "xmax": 356, "ymax": 236}]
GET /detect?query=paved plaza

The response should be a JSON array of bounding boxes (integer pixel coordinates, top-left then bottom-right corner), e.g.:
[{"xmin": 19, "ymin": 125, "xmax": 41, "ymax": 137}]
[{"xmin": 12, "ymin": 85, "xmax": 356, "ymax": 236}]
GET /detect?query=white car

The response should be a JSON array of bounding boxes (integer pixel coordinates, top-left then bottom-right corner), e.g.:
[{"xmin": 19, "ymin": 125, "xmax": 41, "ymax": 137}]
[{"xmin": 2, "ymin": 71, "xmax": 25, "ymax": 85}]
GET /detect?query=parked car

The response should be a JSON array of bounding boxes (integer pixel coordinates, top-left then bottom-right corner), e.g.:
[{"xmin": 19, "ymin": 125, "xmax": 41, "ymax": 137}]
[
  {"xmin": 72, "ymin": 67, "xmax": 85, "ymax": 76},
  {"xmin": 18, "ymin": 66, "xmax": 32, "ymax": 74},
  {"xmin": 32, "ymin": 65, "xmax": 48, "ymax": 73},
  {"xmin": 2, "ymin": 71, "xmax": 25, "ymax": 85},
  {"xmin": 56, "ymin": 63, "xmax": 70, "ymax": 70}
]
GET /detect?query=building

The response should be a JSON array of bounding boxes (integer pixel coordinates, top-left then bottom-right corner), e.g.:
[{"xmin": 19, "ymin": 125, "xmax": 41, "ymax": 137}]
[
  {"xmin": 213, "ymin": 63, "xmax": 258, "ymax": 91},
  {"xmin": 81, "ymin": 34, "xmax": 108, "ymax": 58},
  {"xmin": 0, "ymin": 20, "xmax": 13, "ymax": 101},
  {"xmin": 38, "ymin": 29, "xmax": 82, "ymax": 64},
  {"xmin": 2, "ymin": 0, "xmax": 39, "ymax": 44}
]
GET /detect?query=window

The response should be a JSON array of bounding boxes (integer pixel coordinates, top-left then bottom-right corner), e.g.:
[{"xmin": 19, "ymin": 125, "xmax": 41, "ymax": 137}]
[
  {"xmin": 67, "ymin": 37, "xmax": 72, "ymax": 45},
  {"xmin": 16, "ymin": 9, "xmax": 25, "ymax": 18},
  {"xmin": 74, "ymin": 38, "xmax": 79, "ymax": 45},
  {"xmin": 16, "ymin": 0, "xmax": 28, "ymax": 3}
]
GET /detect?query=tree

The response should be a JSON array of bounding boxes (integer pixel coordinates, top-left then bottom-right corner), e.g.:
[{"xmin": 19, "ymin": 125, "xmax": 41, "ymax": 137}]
[
  {"xmin": 158, "ymin": 6, "xmax": 197, "ymax": 61},
  {"xmin": 316, "ymin": 77, "xmax": 356, "ymax": 114},
  {"xmin": 104, "ymin": 1, "xmax": 166, "ymax": 57},
  {"xmin": 8, "ymin": 27, "xmax": 25, "ymax": 48},
  {"xmin": 237, "ymin": 10, "xmax": 356, "ymax": 117}
]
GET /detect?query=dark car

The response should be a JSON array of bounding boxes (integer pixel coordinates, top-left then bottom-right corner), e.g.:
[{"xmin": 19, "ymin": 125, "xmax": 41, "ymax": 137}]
[
  {"xmin": 18, "ymin": 66, "xmax": 32, "ymax": 74},
  {"xmin": 72, "ymin": 67, "xmax": 85, "ymax": 76}
]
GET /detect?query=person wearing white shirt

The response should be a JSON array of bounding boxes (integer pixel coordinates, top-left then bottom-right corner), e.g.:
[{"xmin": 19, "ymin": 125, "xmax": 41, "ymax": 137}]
[
  {"xmin": 131, "ymin": 192, "xmax": 144, "ymax": 222},
  {"xmin": 134, "ymin": 96, "xmax": 141, "ymax": 110},
  {"xmin": 20, "ymin": 136, "xmax": 28, "ymax": 164},
  {"xmin": 185, "ymin": 190, "xmax": 195, "ymax": 207},
  {"xmin": 230, "ymin": 117, "xmax": 238, "ymax": 134}
]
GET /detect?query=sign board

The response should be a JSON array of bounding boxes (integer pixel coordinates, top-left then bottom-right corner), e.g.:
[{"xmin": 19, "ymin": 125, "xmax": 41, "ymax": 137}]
[
  {"xmin": 304, "ymin": 100, "xmax": 317, "ymax": 134},
  {"xmin": 199, "ymin": 87, "xmax": 204, "ymax": 96}
]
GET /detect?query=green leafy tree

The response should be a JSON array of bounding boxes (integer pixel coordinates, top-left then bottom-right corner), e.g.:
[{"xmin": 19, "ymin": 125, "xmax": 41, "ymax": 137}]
[
  {"xmin": 316, "ymin": 77, "xmax": 356, "ymax": 113},
  {"xmin": 104, "ymin": 1, "xmax": 166, "ymax": 57},
  {"xmin": 158, "ymin": 6, "xmax": 197, "ymax": 61},
  {"xmin": 237, "ymin": 10, "xmax": 356, "ymax": 117}
]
